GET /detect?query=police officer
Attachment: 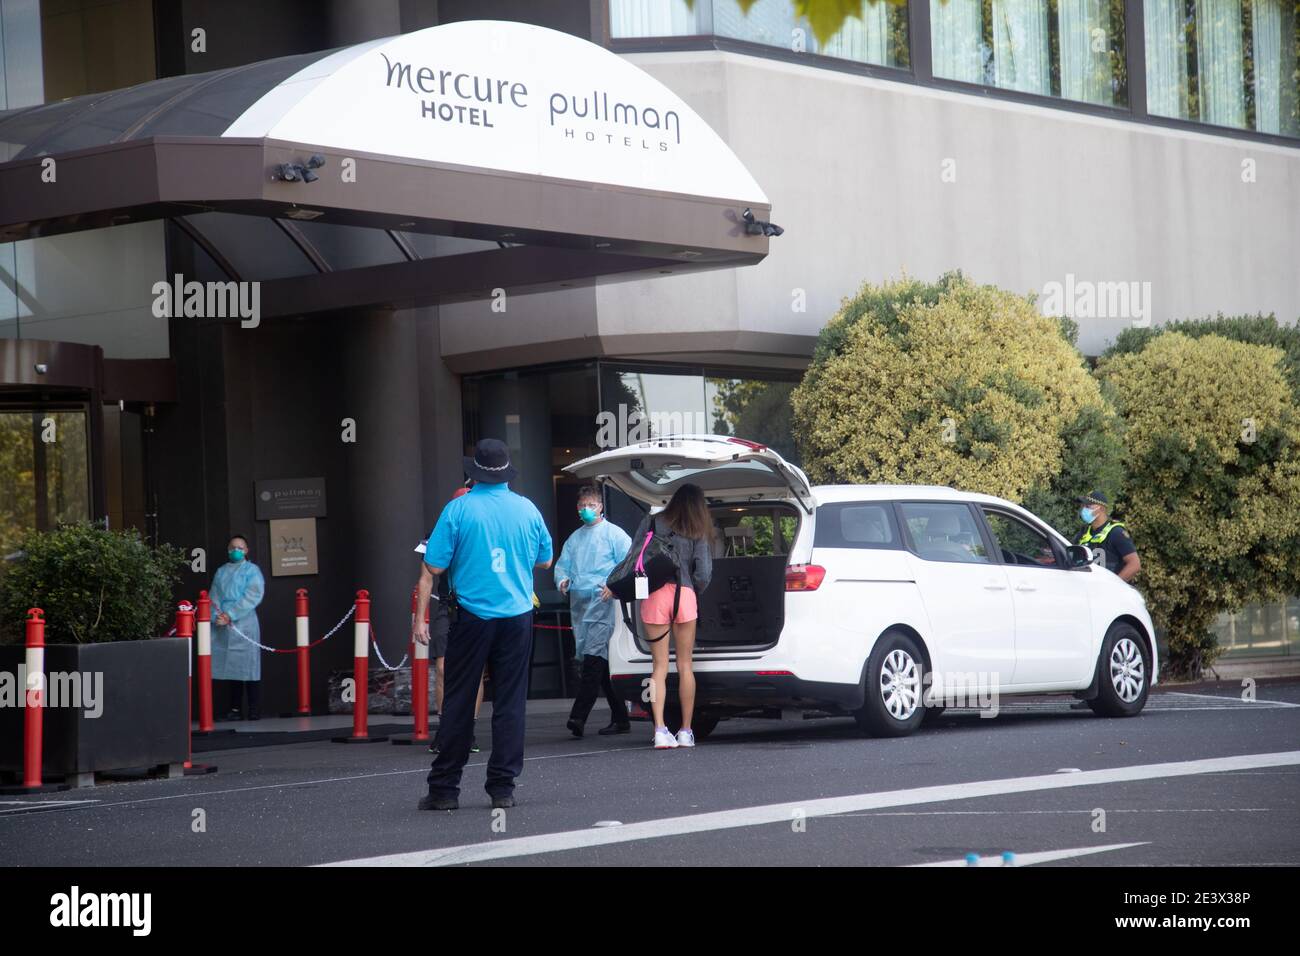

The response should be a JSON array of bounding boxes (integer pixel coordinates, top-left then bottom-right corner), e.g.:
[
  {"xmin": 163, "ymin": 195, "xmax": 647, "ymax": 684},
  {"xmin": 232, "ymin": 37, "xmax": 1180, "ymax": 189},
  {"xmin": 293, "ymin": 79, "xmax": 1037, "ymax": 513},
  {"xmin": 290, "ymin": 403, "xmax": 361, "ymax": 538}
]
[{"xmin": 1076, "ymin": 490, "xmax": 1140, "ymax": 582}]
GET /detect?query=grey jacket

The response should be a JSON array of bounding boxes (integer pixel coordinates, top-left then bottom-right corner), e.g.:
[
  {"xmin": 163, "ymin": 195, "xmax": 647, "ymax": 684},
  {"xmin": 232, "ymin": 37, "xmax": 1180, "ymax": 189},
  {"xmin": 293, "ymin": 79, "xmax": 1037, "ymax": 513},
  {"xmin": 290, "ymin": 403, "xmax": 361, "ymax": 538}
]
[{"xmin": 632, "ymin": 513, "xmax": 713, "ymax": 593}]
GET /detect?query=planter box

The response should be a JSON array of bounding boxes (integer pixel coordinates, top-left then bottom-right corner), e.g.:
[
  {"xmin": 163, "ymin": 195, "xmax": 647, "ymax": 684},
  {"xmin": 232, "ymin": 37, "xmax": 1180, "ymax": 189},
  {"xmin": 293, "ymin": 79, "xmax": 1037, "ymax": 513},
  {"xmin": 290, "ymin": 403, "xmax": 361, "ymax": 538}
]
[{"xmin": 0, "ymin": 639, "xmax": 188, "ymax": 778}]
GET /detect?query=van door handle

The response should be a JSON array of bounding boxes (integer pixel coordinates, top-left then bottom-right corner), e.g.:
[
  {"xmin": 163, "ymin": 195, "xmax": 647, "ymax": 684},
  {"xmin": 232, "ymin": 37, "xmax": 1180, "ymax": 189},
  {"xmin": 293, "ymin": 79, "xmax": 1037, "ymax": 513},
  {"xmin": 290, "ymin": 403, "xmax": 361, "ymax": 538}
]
[
  {"xmin": 984, "ymin": 581, "xmax": 1007, "ymax": 591},
  {"xmin": 1015, "ymin": 584, "xmax": 1037, "ymax": 592}
]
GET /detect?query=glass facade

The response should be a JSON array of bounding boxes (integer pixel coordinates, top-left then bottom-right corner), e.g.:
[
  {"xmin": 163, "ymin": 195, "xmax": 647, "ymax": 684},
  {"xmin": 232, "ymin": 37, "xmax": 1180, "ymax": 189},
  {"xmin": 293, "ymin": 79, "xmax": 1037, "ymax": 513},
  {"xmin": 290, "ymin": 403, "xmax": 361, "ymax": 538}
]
[
  {"xmin": 1145, "ymin": 0, "xmax": 1300, "ymax": 134},
  {"xmin": 611, "ymin": 0, "xmax": 1300, "ymax": 139},
  {"xmin": 0, "ymin": 221, "xmax": 170, "ymax": 358},
  {"xmin": 610, "ymin": 0, "xmax": 911, "ymax": 68},
  {"xmin": 463, "ymin": 361, "xmax": 802, "ymax": 557},
  {"xmin": 1214, "ymin": 597, "xmax": 1300, "ymax": 658},
  {"xmin": 931, "ymin": 0, "xmax": 1128, "ymax": 105}
]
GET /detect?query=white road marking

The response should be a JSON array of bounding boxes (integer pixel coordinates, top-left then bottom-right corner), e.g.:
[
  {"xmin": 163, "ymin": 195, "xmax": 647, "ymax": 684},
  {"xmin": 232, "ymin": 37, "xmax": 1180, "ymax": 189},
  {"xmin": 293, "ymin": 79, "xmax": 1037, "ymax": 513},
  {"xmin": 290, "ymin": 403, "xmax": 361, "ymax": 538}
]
[
  {"xmin": 1166, "ymin": 691, "xmax": 1300, "ymax": 708},
  {"xmin": 319, "ymin": 749, "xmax": 1300, "ymax": 867},
  {"xmin": 912, "ymin": 842, "xmax": 1149, "ymax": 866},
  {"xmin": 837, "ymin": 807, "xmax": 1272, "ymax": 817}
]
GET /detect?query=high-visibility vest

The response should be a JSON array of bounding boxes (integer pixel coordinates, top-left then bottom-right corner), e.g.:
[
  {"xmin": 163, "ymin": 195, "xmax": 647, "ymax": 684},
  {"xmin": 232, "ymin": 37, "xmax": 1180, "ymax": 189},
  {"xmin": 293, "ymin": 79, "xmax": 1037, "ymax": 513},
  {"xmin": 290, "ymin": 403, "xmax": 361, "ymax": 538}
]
[{"xmin": 1079, "ymin": 520, "xmax": 1126, "ymax": 547}]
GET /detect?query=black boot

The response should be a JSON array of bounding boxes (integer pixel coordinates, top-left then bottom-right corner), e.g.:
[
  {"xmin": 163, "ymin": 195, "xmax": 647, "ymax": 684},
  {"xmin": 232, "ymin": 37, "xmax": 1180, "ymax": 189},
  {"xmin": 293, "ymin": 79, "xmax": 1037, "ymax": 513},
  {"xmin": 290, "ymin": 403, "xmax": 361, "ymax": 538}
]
[
  {"xmin": 598, "ymin": 721, "xmax": 631, "ymax": 735},
  {"xmin": 418, "ymin": 793, "xmax": 459, "ymax": 811},
  {"xmin": 566, "ymin": 718, "xmax": 584, "ymax": 738}
]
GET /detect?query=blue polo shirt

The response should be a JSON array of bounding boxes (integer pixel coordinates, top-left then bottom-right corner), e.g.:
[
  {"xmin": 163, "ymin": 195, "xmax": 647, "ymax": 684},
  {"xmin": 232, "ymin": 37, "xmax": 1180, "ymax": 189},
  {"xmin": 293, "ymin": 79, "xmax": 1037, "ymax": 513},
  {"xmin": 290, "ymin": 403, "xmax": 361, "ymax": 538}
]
[{"xmin": 424, "ymin": 482, "xmax": 553, "ymax": 620}]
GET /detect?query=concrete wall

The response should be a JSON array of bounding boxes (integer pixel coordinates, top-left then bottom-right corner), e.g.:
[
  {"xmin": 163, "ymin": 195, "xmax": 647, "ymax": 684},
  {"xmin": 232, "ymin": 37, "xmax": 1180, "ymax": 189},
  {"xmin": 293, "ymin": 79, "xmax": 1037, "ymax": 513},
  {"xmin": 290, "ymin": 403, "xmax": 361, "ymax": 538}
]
[{"xmin": 440, "ymin": 49, "xmax": 1300, "ymax": 366}]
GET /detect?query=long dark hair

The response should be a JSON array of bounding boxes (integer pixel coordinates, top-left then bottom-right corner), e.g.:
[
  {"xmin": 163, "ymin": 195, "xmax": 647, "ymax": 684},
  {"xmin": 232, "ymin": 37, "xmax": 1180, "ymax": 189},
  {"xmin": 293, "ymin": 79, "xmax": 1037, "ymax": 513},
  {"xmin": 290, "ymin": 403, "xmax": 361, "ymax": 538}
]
[{"xmin": 659, "ymin": 483, "xmax": 711, "ymax": 540}]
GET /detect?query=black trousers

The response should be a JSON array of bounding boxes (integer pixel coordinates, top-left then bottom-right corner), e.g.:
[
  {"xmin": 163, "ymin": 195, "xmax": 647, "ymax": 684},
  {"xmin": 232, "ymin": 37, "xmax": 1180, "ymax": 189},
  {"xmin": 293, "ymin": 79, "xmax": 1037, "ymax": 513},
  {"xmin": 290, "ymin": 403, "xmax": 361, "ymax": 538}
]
[
  {"xmin": 426, "ymin": 609, "xmax": 532, "ymax": 800},
  {"xmin": 225, "ymin": 679, "xmax": 260, "ymax": 716},
  {"xmin": 569, "ymin": 654, "xmax": 629, "ymax": 727}
]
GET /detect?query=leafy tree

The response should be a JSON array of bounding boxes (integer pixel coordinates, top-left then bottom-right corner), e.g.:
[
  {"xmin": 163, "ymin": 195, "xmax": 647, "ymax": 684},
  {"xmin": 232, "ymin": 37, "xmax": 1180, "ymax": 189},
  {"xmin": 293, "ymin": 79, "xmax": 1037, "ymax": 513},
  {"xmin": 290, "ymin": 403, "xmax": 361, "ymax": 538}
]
[
  {"xmin": 791, "ymin": 273, "xmax": 1118, "ymax": 533},
  {"xmin": 0, "ymin": 522, "xmax": 186, "ymax": 645},
  {"xmin": 1097, "ymin": 333, "xmax": 1300, "ymax": 679}
]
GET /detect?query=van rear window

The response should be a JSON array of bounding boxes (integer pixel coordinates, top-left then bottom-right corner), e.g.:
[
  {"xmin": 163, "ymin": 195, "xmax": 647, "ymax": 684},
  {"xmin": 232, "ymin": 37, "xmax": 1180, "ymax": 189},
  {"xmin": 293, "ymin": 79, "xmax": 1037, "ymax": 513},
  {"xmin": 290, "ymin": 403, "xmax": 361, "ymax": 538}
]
[{"xmin": 814, "ymin": 503, "xmax": 900, "ymax": 549}]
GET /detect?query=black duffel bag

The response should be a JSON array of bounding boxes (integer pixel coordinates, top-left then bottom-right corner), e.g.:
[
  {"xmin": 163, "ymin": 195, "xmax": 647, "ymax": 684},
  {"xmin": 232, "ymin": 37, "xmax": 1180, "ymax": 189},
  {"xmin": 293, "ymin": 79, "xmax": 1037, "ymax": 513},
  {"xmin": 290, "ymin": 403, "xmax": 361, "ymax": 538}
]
[{"xmin": 607, "ymin": 516, "xmax": 682, "ymax": 642}]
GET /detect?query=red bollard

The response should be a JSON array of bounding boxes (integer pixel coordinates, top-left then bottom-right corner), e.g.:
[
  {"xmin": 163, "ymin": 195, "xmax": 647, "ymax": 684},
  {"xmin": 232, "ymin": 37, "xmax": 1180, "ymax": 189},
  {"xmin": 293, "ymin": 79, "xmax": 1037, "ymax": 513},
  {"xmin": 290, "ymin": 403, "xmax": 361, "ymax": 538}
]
[
  {"xmin": 174, "ymin": 603, "xmax": 216, "ymax": 774},
  {"xmin": 23, "ymin": 609, "xmax": 45, "ymax": 789},
  {"xmin": 393, "ymin": 588, "xmax": 431, "ymax": 745},
  {"xmin": 412, "ymin": 596, "xmax": 430, "ymax": 742},
  {"xmin": 195, "ymin": 591, "xmax": 215, "ymax": 733},
  {"xmin": 175, "ymin": 602, "xmax": 194, "ymax": 768},
  {"xmin": 0, "ymin": 609, "xmax": 69, "ymax": 793},
  {"xmin": 295, "ymin": 589, "xmax": 311, "ymax": 716},
  {"xmin": 333, "ymin": 590, "xmax": 386, "ymax": 743}
]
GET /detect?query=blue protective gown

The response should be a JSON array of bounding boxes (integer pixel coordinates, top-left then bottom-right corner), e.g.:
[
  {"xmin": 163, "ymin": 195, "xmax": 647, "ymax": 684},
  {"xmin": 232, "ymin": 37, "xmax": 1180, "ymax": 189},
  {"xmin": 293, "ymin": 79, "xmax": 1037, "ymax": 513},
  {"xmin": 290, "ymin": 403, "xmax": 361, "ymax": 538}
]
[
  {"xmin": 210, "ymin": 560, "xmax": 266, "ymax": 681},
  {"xmin": 553, "ymin": 519, "xmax": 631, "ymax": 660}
]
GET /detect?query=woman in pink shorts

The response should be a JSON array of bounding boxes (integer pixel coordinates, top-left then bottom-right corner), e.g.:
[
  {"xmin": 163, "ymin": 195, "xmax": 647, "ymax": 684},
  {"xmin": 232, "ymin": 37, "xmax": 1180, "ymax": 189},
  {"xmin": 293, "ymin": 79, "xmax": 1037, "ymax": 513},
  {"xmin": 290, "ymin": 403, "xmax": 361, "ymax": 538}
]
[{"xmin": 633, "ymin": 483, "xmax": 713, "ymax": 749}]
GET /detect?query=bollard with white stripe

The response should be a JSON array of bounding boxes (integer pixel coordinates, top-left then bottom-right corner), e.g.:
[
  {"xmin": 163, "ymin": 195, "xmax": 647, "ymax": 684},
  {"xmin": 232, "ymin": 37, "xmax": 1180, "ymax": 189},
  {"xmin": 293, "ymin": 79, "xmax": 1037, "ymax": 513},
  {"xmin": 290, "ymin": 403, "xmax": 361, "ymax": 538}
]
[
  {"xmin": 392, "ymin": 588, "xmax": 431, "ymax": 745},
  {"xmin": 0, "ymin": 609, "xmax": 67, "ymax": 793},
  {"xmin": 174, "ymin": 603, "xmax": 217, "ymax": 775},
  {"xmin": 195, "ymin": 590, "xmax": 216, "ymax": 733},
  {"xmin": 295, "ymin": 588, "xmax": 311, "ymax": 716},
  {"xmin": 332, "ymin": 590, "xmax": 387, "ymax": 743}
]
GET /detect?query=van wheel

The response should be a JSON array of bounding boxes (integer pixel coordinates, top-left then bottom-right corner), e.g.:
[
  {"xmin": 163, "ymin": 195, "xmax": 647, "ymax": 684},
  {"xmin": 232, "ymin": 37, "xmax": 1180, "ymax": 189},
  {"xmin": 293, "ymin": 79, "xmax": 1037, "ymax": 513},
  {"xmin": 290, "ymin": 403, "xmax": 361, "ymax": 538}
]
[
  {"xmin": 1087, "ymin": 622, "xmax": 1150, "ymax": 718},
  {"xmin": 663, "ymin": 705, "xmax": 720, "ymax": 740},
  {"xmin": 854, "ymin": 630, "xmax": 926, "ymax": 737}
]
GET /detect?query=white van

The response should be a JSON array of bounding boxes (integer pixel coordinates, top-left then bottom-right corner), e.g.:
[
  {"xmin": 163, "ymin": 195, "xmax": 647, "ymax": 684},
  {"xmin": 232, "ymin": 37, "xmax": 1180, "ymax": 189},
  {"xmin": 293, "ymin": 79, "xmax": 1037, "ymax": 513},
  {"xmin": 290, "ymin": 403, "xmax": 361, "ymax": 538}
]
[{"xmin": 563, "ymin": 435, "xmax": 1157, "ymax": 739}]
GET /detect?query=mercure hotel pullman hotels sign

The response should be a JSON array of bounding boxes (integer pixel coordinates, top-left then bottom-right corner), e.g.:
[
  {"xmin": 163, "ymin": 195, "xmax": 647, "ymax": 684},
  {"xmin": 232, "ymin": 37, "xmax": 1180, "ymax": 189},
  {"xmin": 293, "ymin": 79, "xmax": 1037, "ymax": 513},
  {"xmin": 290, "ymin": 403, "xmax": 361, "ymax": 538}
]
[{"xmin": 223, "ymin": 20, "xmax": 769, "ymax": 205}]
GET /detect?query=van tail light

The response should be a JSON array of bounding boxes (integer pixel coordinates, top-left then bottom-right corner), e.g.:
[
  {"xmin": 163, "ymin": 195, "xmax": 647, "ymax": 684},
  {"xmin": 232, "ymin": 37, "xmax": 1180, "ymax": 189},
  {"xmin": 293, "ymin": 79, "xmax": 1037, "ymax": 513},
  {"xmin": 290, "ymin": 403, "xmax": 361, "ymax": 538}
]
[
  {"xmin": 727, "ymin": 437, "xmax": 768, "ymax": 451},
  {"xmin": 785, "ymin": 564, "xmax": 826, "ymax": 591}
]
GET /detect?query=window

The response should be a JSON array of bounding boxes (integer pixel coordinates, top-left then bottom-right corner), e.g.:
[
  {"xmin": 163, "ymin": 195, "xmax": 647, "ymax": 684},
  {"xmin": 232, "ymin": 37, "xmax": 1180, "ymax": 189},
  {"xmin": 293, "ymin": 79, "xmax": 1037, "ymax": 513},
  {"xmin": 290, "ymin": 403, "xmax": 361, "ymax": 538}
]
[
  {"xmin": 898, "ymin": 502, "xmax": 991, "ymax": 562},
  {"xmin": 931, "ymin": 0, "xmax": 1128, "ymax": 105},
  {"xmin": 982, "ymin": 509, "xmax": 1063, "ymax": 568},
  {"xmin": 814, "ymin": 502, "xmax": 901, "ymax": 549},
  {"xmin": 1145, "ymin": 0, "xmax": 1300, "ymax": 135},
  {"xmin": 714, "ymin": 505, "xmax": 798, "ymax": 556},
  {"xmin": 601, "ymin": 365, "xmax": 801, "ymax": 466},
  {"xmin": 611, "ymin": 0, "xmax": 910, "ymax": 69}
]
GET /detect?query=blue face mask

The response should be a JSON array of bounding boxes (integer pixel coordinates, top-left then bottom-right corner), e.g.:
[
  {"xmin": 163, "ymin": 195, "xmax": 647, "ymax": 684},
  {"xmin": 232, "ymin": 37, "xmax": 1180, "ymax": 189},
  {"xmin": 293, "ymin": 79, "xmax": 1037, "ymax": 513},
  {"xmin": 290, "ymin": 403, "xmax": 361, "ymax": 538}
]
[
  {"xmin": 578, "ymin": 507, "xmax": 599, "ymax": 524},
  {"xmin": 1079, "ymin": 507, "xmax": 1096, "ymax": 524},
  {"xmin": 228, "ymin": 548, "xmax": 246, "ymax": 562}
]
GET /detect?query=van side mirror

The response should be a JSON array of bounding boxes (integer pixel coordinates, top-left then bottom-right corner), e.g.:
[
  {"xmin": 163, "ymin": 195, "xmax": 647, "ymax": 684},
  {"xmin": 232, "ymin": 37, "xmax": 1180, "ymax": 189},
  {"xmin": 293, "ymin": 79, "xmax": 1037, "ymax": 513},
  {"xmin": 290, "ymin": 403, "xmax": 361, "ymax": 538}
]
[{"xmin": 1065, "ymin": 544, "xmax": 1093, "ymax": 569}]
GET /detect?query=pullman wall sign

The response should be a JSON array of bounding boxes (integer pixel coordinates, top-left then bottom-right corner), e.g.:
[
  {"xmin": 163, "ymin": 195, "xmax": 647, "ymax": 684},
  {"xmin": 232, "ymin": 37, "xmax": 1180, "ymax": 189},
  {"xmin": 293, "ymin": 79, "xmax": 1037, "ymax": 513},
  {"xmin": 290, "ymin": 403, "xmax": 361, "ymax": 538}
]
[
  {"xmin": 255, "ymin": 478, "xmax": 327, "ymax": 520},
  {"xmin": 223, "ymin": 20, "xmax": 769, "ymax": 204}
]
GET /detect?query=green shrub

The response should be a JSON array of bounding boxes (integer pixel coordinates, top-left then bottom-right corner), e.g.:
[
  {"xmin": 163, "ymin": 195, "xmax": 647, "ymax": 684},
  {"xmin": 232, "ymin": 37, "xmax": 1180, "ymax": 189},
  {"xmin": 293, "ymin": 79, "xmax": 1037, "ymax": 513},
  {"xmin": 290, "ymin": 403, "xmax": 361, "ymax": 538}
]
[
  {"xmin": 1106, "ymin": 314, "xmax": 1300, "ymax": 400},
  {"xmin": 793, "ymin": 272, "xmax": 1119, "ymax": 532},
  {"xmin": 1098, "ymin": 334, "xmax": 1300, "ymax": 679},
  {"xmin": 0, "ymin": 523, "xmax": 186, "ymax": 645}
]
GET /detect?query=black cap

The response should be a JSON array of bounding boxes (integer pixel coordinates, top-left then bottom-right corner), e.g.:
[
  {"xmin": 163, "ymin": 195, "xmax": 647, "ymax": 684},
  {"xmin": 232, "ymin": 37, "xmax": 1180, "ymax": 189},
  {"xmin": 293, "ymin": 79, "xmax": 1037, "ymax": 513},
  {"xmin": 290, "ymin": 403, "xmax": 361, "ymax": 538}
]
[
  {"xmin": 1075, "ymin": 489, "xmax": 1111, "ymax": 508},
  {"xmin": 463, "ymin": 438, "xmax": 517, "ymax": 484}
]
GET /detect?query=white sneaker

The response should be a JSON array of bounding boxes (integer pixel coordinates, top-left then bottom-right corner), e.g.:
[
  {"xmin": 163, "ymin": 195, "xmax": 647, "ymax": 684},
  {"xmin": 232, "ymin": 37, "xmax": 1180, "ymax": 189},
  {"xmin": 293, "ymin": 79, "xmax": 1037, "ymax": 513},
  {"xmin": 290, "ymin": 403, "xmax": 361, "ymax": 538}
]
[
  {"xmin": 676, "ymin": 728, "xmax": 696, "ymax": 748},
  {"xmin": 653, "ymin": 726, "xmax": 678, "ymax": 749}
]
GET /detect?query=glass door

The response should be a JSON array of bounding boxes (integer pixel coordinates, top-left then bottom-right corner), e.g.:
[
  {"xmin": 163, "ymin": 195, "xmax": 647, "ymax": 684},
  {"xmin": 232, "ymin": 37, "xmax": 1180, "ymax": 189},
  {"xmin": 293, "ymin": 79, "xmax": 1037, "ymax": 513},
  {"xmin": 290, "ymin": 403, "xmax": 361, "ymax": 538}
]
[{"xmin": 0, "ymin": 405, "xmax": 91, "ymax": 557}]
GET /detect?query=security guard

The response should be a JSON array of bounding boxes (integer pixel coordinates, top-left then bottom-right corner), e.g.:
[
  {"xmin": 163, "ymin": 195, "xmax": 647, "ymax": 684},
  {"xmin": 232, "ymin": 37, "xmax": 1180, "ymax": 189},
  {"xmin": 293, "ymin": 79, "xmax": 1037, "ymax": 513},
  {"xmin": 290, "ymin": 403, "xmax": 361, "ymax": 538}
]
[{"xmin": 1076, "ymin": 490, "xmax": 1140, "ymax": 582}]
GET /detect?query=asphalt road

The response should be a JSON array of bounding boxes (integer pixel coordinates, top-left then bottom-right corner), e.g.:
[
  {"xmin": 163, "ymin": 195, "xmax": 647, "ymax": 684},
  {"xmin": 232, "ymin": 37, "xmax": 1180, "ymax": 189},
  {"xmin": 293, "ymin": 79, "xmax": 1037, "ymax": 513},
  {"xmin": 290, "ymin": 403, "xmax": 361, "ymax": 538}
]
[{"xmin": 2, "ymin": 681, "xmax": 1297, "ymax": 867}]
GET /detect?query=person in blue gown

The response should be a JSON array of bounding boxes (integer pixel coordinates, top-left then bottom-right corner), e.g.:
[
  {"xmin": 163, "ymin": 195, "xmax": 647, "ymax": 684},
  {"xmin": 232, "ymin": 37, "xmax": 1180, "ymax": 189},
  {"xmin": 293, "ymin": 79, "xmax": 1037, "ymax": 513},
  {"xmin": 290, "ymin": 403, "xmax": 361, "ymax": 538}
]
[
  {"xmin": 555, "ymin": 487, "xmax": 632, "ymax": 737},
  {"xmin": 211, "ymin": 534, "xmax": 266, "ymax": 721}
]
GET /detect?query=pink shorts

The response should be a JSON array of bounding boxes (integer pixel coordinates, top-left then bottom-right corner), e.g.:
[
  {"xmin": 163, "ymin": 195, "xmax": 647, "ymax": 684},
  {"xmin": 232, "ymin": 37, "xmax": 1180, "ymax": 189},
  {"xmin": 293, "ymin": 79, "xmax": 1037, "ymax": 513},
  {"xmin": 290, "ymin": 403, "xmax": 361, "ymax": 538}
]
[{"xmin": 640, "ymin": 583, "xmax": 698, "ymax": 625}]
